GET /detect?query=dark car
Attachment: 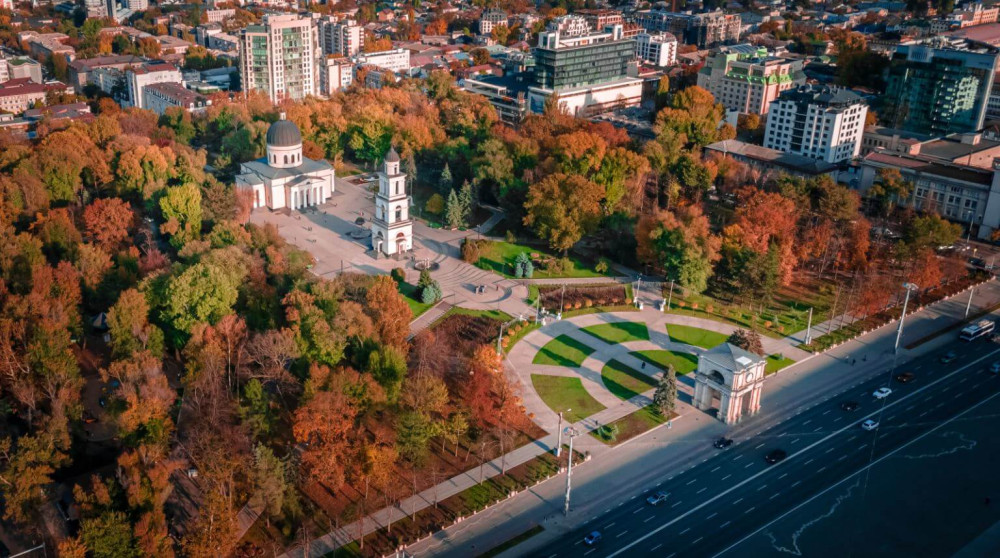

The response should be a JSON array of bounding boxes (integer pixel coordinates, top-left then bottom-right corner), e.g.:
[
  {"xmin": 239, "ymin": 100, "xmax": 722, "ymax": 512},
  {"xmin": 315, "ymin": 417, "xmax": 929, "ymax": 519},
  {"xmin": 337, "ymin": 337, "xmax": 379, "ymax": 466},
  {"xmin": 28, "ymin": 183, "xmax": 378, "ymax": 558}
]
[
  {"xmin": 714, "ymin": 437, "xmax": 734, "ymax": 449},
  {"xmin": 841, "ymin": 401, "xmax": 859, "ymax": 411},
  {"xmin": 584, "ymin": 531, "xmax": 602, "ymax": 546},
  {"xmin": 941, "ymin": 351, "xmax": 958, "ymax": 364},
  {"xmin": 895, "ymin": 372, "xmax": 915, "ymax": 384},
  {"xmin": 646, "ymin": 491, "xmax": 669, "ymax": 506},
  {"xmin": 765, "ymin": 449, "xmax": 787, "ymax": 465},
  {"xmin": 970, "ymin": 257, "xmax": 986, "ymax": 268}
]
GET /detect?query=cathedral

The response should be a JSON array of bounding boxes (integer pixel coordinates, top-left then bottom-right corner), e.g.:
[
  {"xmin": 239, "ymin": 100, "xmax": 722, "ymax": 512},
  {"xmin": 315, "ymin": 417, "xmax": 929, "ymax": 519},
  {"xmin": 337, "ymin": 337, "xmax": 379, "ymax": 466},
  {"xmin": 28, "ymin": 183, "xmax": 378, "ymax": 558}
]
[
  {"xmin": 371, "ymin": 147, "xmax": 413, "ymax": 256},
  {"xmin": 236, "ymin": 115, "xmax": 335, "ymax": 211}
]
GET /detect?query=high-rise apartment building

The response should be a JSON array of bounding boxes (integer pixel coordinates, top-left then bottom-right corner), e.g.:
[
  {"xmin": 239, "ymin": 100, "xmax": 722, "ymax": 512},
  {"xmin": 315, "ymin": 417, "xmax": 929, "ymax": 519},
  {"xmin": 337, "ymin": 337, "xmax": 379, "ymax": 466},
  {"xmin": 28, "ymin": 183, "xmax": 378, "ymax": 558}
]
[
  {"xmin": 634, "ymin": 9, "xmax": 740, "ymax": 48},
  {"xmin": 764, "ymin": 85, "xmax": 868, "ymax": 164},
  {"xmin": 635, "ymin": 32, "xmax": 677, "ymax": 67},
  {"xmin": 697, "ymin": 44, "xmax": 805, "ymax": 116},
  {"xmin": 883, "ymin": 38, "xmax": 1000, "ymax": 136},
  {"xmin": 239, "ymin": 14, "xmax": 319, "ymax": 103},
  {"xmin": 317, "ymin": 16, "xmax": 364, "ymax": 58},
  {"xmin": 84, "ymin": 0, "xmax": 108, "ymax": 19}
]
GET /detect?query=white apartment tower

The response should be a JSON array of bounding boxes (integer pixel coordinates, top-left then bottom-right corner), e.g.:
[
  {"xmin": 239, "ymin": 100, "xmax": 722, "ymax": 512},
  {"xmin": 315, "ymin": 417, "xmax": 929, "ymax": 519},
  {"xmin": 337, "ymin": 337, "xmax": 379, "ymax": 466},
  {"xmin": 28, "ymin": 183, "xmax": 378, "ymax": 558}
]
[
  {"xmin": 318, "ymin": 16, "xmax": 364, "ymax": 57},
  {"xmin": 371, "ymin": 147, "xmax": 413, "ymax": 256},
  {"xmin": 764, "ymin": 84, "xmax": 868, "ymax": 164},
  {"xmin": 239, "ymin": 14, "xmax": 319, "ymax": 104},
  {"xmin": 635, "ymin": 32, "xmax": 677, "ymax": 67}
]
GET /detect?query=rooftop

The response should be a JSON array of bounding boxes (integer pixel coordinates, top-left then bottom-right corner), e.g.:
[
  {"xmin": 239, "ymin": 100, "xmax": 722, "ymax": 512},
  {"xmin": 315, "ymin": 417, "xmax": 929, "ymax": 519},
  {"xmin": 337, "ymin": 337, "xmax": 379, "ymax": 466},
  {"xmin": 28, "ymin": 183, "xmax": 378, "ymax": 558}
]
[
  {"xmin": 863, "ymin": 151, "xmax": 994, "ymax": 186},
  {"xmin": 705, "ymin": 139, "xmax": 839, "ymax": 175}
]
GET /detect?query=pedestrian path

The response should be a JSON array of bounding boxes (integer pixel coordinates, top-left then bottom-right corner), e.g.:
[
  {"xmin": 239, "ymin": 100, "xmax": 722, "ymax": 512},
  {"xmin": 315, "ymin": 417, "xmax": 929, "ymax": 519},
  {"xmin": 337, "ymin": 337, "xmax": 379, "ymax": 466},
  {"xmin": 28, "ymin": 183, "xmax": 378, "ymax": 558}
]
[{"xmin": 408, "ymin": 301, "xmax": 452, "ymax": 338}]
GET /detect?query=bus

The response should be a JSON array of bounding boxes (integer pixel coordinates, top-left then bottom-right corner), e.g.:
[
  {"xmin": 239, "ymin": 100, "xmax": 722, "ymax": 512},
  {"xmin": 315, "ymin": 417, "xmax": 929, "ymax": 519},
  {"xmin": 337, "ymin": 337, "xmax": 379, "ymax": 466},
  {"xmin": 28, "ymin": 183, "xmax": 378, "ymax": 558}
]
[{"xmin": 960, "ymin": 319, "xmax": 995, "ymax": 341}]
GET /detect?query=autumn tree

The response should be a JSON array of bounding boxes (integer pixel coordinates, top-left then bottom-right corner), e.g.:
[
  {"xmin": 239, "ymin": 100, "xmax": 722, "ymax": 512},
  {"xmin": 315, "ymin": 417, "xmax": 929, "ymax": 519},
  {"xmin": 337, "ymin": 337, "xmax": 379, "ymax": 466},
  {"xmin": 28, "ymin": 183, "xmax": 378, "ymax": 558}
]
[
  {"xmin": 365, "ymin": 275, "xmax": 413, "ymax": 350},
  {"xmin": 523, "ymin": 173, "xmax": 604, "ymax": 254},
  {"xmin": 636, "ymin": 206, "xmax": 721, "ymax": 293},
  {"xmin": 293, "ymin": 387, "xmax": 358, "ymax": 490},
  {"xmin": 159, "ymin": 182, "xmax": 203, "ymax": 249},
  {"xmin": 653, "ymin": 366, "xmax": 677, "ymax": 417},
  {"xmin": 727, "ymin": 329, "xmax": 765, "ymax": 356},
  {"xmin": 108, "ymin": 288, "xmax": 164, "ymax": 359}
]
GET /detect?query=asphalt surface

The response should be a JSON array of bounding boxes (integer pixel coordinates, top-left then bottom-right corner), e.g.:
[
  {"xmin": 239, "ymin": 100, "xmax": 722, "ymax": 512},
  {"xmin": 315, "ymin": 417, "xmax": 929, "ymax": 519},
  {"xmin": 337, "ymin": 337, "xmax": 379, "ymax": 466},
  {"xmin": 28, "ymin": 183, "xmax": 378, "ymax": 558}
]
[{"xmin": 531, "ymin": 338, "xmax": 1000, "ymax": 558}]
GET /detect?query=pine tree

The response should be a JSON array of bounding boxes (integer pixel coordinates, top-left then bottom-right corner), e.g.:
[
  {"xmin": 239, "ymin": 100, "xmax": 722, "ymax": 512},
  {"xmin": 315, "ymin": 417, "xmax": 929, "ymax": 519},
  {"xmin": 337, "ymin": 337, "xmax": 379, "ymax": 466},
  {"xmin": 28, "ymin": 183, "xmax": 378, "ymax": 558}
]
[
  {"xmin": 439, "ymin": 163, "xmax": 452, "ymax": 194},
  {"xmin": 445, "ymin": 189, "xmax": 463, "ymax": 229},
  {"xmin": 653, "ymin": 365, "xmax": 677, "ymax": 417},
  {"xmin": 458, "ymin": 181, "xmax": 474, "ymax": 223}
]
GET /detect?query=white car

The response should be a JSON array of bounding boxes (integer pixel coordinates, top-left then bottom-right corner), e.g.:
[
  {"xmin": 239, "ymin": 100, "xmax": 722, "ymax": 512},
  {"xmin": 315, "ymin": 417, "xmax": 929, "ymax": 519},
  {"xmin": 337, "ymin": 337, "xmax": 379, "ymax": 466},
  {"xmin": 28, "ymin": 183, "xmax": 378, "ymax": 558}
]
[
  {"xmin": 873, "ymin": 387, "xmax": 892, "ymax": 399},
  {"xmin": 861, "ymin": 419, "xmax": 879, "ymax": 431}
]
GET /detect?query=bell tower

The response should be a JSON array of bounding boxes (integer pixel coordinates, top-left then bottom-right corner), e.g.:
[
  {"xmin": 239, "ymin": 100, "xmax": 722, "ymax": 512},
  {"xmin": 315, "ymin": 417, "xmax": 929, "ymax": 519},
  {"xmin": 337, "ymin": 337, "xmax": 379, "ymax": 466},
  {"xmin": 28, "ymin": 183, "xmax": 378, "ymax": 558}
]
[{"xmin": 371, "ymin": 146, "xmax": 413, "ymax": 256}]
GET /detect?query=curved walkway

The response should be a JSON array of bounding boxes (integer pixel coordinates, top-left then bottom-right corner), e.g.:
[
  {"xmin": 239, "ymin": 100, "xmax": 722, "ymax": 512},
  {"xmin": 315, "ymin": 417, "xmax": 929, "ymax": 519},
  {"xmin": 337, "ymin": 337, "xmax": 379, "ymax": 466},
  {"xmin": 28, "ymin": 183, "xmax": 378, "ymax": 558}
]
[{"xmin": 506, "ymin": 310, "xmax": 812, "ymax": 434}]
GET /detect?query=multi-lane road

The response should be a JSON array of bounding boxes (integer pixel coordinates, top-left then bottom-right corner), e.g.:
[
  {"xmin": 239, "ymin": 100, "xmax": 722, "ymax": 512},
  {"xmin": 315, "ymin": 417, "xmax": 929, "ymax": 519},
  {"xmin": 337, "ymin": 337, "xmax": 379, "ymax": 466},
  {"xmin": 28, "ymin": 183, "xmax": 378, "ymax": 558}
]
[{"xmin": 532, "ymin": 338, "xmax": 1000, "ymax": 557}]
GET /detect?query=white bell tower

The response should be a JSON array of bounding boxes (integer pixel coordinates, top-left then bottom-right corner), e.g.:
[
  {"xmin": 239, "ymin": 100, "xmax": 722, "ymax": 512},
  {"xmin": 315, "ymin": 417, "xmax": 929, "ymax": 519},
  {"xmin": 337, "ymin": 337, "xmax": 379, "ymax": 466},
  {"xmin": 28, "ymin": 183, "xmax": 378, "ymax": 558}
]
[{"xmin": 371, "ymin": 146, "xmax": 413, "ymax": 256}]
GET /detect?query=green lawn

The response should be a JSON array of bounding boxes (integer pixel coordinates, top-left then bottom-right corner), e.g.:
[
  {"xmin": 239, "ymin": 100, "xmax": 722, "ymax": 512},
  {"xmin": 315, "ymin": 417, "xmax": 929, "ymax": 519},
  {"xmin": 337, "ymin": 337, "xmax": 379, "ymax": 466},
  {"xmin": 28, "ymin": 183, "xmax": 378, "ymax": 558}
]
[
  {"xmin": 398, "ymin": 281, "xmax": 434, "ymax": 318},
  {"xmin": 631, "ymin": 350, "xmax": 698, "ymax": 374},
  {"xmin": 666, "ymin": 324, "xmax": 729, "ymax": 349},
  {"xmin": 589, "ymin": 405, "xmax": 670, "ymax": 446},
  {"xmin": 531, "ymin": 374, "xmax": 606, "ymax": 422},
  {"xmin": 475, "ymin": 241, "xmax": 609, "ymax": 279},
  {"xmin": 581, "ymin": 321, "xmax": 649, "ymax": 345},
  {"xmin": 601, "ymin": 359, "xmax": 658, "ymax": 400},
  {"xmin": 765, "ymin": 354, "xmax": 796, "ymax": 374},
  {"xmin": 533, "ymin": 335, "xmax": 595, "ymax": 367}
]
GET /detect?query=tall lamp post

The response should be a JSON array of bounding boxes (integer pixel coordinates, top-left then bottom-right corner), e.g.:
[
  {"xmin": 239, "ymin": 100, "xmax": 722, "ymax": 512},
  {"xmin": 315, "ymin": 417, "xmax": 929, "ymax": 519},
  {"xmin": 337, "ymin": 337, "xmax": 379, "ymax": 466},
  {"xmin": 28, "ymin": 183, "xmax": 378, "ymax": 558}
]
[
  {"xmin": 894, "ymin": 282, "xmax": 919, "ymax": 353},
  {"xmin": 563, "ymin": 426, "xmax": 579, "ymax": 516},
  {"xmin": 555, "ymin": 410, "xmax": 570, "ymax": 457}
]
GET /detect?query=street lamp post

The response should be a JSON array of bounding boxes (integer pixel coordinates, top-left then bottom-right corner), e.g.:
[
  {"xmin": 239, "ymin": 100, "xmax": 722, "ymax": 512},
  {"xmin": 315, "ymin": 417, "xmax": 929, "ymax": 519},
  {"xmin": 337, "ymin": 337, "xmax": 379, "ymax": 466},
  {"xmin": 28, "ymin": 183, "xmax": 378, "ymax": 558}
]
[
  {"xmin": 666, "ymin": 280, "xmax": 675, "ymax": 311},
  {"xmin": 894, "ymin": 282, "xmax": 919, "ymax": 353},
  {"xmin": 804, "ymin": 307, "xmax": 814, "ymax": 345},
  {"xmin": 563, "ymin": 426, "xmax": 579, "ymax": 516},
  {"xmin": 555, "ymin": 411, "xmax": 567, "ymax": 457}
]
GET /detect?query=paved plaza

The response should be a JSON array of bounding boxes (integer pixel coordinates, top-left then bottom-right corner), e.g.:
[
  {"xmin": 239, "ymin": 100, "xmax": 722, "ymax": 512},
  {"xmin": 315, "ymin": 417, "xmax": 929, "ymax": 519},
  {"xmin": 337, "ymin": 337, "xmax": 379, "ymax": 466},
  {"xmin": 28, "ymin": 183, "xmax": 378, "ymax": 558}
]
[{"xmin": 249, "ymin": 175, "xmax": 534, "ymax": 317}]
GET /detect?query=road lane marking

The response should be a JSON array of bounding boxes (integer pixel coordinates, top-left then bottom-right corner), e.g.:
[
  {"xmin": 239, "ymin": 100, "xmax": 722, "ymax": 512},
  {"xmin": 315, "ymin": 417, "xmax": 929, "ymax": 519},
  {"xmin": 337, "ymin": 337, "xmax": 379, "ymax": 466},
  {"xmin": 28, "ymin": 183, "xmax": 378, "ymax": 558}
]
[
  {"xmin": 722, "ymin": 474, "xmax": 731, "ymax": 480},
  {"xmin": 585, "ymin": 549, "xmax": 595, "ymax": 556},
  {"xmin": 792, "ymin": 481, "xmax": 802, "ymax": 487},
  {"xmin": 617, "ymin": 531, "xmax": 628, "ymax": 538},
  {"xmin": 711, "ymin": 466, "xmax": 721, "ymax": 472},
  {"xmin": 680, "ymin": 527, "xmax": 691, "ymax": 535},
  {"xmin": 651, "ymin": 544, "xmax": 662, "ymax": 552},
  {"xmin": 734, "ymin": 497, "xmax": 743, "ymax": 504},
  {"xmin": 822, "ymin": 410, "xmax": 831, "ymax": 415},
  {"xmin": 745, "ymin": 463, "xmax": 753, "ymax": 469},
  {"xmin": 825, "ymin": 447, "xmax": 835, "ymax": 454},
  {"xmin": 805, "ymin": 458, "xmax": 814, "ymax": 465},
  {"xmin": 633, "ymin": 508, "xmax": 643, "ymax": 514},
  {"xmin": 644, "ymin": 516, "xmax": 655, "ymax": 523},
  {"xmin": 906, "ymin": 404, "xmax": 915, "ymax": 411},
  {"xmin": 791, "ymin": 438, "xmax": 801, "ymax": 444},
  {"xmin": 803, "ymin": 419, "xmax": 812, "ymax": 425},
  {"xmin": 838, "ymin": 455, "xmax": 847, "ymax": 461},
  {"xmin": 770, "ymin": 492, "xmax": 780, "ymax": 500},
  {"xmin": 687, "ymin": 479, "xmax": 697, "ymax": 485},
  {"xmin": 672, "ymin": 501, "xmax": 682, "ymax": 508},
  {"xmin": 814, "ymin": 426, "xmax": 823, "ymax": 432},
  {"xmin": 754, "ymin": 443, "xmax": 764, "ymax": 449},
  {"xmin": 607, "ymin": 347, "xmax": 1000, "ymax": 558},
  {"xmin": 757, "ymin": 484, "xmax": 768, "ymax": 491},
  {"xmin": 920, "ymin": 411, "xmax": 929, "ymax": 417},
  {"xmin": 734, "ymin": 455, "xmax": 743, "ymax": 461},
  {"xmin": 833, "ymin": 417, "xmax": 843, "ymax": 423},
  {"xmin": 707, "ymin": 512, "xmax": 718, "ymax": 519},
  {"xmin": 818, "ymin": 466, "xmax": 827, "ymax": 473},
  {"xmin": 745, "ymin": 507, "xmax": 755, "ymax": 514},
  {"xmin": 693, "ymin": 537, "xmax": 704, "ymax": 545},
  {"xmin": 713, "ymin": 388, "xmax": 1000, "ymax": 557},
  {"xmin": 697, "ymin": 487, "xmax": 707, "ymax": 494},
  {"xmin": 779, "ymin": 473, "xmax": 788, "ymax": 479},
  {"xmin": 721, "ymin": 521, "xmax": 731, "ymax": 528},
  {"xmin": 848, "ymin": 435, "xmax": 858, "ymax": 442}
]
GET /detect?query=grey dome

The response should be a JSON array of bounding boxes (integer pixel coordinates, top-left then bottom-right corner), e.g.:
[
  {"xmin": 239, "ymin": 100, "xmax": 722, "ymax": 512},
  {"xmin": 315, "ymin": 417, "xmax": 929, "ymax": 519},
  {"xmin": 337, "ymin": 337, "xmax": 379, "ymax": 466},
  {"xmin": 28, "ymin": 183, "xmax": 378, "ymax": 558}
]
[
  {"xmin": 266, "ymin": 119, "xmax": 302, "ymax": 147},
  {"xmin": 384, "ymin": 146, "xmax": 400, "ymax": 163}
]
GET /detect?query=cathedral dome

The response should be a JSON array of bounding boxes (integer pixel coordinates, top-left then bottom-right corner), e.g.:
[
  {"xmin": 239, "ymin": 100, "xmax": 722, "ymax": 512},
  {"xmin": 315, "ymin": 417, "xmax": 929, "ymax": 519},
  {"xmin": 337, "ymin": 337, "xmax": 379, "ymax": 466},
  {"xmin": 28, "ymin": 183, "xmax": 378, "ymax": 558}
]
[{"xmin": 266, "ymin": 118, "xmax": 302, "ymax": 148}]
